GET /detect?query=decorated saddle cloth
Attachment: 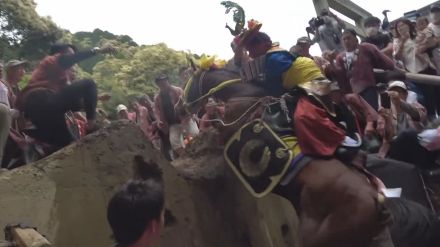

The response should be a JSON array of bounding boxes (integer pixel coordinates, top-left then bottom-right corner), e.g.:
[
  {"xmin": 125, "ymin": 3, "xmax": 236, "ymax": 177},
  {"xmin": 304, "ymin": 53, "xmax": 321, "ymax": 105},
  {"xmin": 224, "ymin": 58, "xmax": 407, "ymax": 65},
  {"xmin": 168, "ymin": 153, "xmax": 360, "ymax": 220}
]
[
  {"xmin": 224, "ymin": 119, "xmax": 301, "ymax": 198},
  {"xmin": 224, "ymin": 99, "xmax": 306, "ymax": 198},
  {"xmin": 223, "ymin": 92, "xmax": 352, "ymax": 198}
]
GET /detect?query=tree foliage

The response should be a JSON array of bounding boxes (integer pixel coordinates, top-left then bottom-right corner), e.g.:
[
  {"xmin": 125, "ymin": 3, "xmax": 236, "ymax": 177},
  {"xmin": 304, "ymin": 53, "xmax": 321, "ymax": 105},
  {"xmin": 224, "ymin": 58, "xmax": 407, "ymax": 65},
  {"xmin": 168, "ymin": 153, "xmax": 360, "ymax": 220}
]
[
  {"xmin": 0, "ymin": 2, "xmax": 195, "ymax": 115},
  {"xmin": 71, "ymin": 28, "xmax": 138, "ymax": 73},
  {"xmin": 0, "ymin": 0, "xmax": 63, "ymax": 61},
  {"xmin": 93, "ymin": 43, "xmax": 189, "ymax": 113}
]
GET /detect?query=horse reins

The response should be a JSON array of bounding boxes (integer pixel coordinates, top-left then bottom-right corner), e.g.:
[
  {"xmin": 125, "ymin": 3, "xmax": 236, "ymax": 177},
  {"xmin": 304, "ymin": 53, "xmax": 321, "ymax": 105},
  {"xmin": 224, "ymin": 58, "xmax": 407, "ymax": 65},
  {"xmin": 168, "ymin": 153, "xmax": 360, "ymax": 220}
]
[
  {"xmin": 183, "ymin": 70, "xmax": 242, "ymax": 107},
  {"xmin": 183, "ymin": 70, "xmax": 278, "ymax": 127},
  {"xmin": 194, "ymin": 97, "xmax": 272, "ymax": 127}
]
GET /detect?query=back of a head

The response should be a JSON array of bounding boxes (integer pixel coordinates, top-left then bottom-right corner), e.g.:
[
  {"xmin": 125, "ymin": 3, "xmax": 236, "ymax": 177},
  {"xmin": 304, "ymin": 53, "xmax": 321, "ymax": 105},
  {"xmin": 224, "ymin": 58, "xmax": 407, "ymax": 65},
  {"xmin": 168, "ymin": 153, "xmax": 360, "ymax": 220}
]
[
  {"xmin": 107, "ymin": 179, "xmax": 164, "ymax": 246},
  {"xmin": 154, "ymin": 74, "xmax": 169, "ymax": 83},
  {"xmin": 431, "ymin": 4, "xmax": 440, "ymax": 13},
  {"xmin": 246, "ymin": 32, "xmax": 272, "ymax": 47},
  {"xmin": 343, "ymin": 28, "xmax": 358, "ymax": 37},
  {"xmin": 363, "ymin": 16, "xmax": 381, "ymax": 27},
  {"xmin": 320, "ymin": 9, "xmax": 329, "ymax": 16},
  {"xmin": 289, "ymin": 45, "xmax": 302, "ymax": 54},
  {"xmin": 49, "ymin": 43, "xmax": 77, "ymax": 55}
]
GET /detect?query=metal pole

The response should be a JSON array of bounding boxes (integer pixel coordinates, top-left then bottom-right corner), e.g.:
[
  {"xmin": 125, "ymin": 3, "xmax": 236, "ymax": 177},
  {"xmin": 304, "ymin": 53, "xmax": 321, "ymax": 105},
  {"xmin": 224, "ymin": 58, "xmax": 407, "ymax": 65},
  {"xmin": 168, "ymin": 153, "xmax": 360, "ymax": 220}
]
[{"xmin": 374, "ymin": 69, "xmax": 440, "ymax": 87}]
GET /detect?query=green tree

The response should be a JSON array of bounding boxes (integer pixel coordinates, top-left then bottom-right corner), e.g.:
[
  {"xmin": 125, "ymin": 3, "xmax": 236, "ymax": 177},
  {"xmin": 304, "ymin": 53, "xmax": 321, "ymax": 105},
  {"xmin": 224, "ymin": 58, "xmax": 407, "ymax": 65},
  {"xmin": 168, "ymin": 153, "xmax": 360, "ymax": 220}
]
[
  {"xmin": 0, "ymin": 0, "xmax": 64, "ymax": 61},
  {"xmin": 71, "ymin": 29, "xmax": 138, "ymax": 73},
  {"xmin": 93, "ymin": 43, "xmax": 189, "ymax": 113}
]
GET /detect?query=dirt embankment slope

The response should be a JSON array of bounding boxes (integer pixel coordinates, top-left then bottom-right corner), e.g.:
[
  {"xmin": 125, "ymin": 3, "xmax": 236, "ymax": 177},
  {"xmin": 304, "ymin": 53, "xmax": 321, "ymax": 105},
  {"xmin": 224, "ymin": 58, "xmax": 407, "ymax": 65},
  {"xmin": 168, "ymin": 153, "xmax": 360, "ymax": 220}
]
[{"xmin": 0, "ymin": 122, "xmax": 299, "ymax": 247}]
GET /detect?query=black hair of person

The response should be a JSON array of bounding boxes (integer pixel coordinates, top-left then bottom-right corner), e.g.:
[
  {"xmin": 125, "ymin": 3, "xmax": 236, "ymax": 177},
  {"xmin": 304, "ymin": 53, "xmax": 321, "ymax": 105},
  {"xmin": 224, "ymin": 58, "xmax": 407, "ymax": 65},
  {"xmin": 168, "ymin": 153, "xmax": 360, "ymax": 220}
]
[
  {"xmin": 49, "ymin": 43, "xmax": 78, "ymax": 55},
  {"xmin": 107, "ymin": 179, "xmax": 164, "ymax": 245}
]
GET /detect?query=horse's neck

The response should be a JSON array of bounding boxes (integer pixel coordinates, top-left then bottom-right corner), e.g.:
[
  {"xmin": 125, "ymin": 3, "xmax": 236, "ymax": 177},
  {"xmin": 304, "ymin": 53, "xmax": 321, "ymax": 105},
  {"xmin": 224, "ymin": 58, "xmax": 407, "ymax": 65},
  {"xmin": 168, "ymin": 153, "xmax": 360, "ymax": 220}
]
[{"xmin": 214, "ymin": 81, "xmax": 266, "ymax": 102}]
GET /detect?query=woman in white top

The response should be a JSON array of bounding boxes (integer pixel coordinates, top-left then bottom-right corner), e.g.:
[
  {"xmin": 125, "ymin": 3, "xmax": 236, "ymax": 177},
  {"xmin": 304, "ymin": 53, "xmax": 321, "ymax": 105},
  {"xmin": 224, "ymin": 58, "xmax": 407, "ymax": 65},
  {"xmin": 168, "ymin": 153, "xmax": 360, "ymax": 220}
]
[{"xmin": 393, "ymin": 18, "xmax": 439, "ymax": 119}]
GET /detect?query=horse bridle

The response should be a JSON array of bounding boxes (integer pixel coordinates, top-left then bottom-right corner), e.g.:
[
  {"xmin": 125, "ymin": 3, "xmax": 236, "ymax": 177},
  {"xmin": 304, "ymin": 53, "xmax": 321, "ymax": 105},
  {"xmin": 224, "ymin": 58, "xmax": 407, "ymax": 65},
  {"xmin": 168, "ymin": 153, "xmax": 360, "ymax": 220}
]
[
  {"xmin": 198, "ymin": 70, "xmax": 207, "ymax": 97},
  {"xmin": 183, "ymin": 70, "xmax": 241, "ymax": 107}
]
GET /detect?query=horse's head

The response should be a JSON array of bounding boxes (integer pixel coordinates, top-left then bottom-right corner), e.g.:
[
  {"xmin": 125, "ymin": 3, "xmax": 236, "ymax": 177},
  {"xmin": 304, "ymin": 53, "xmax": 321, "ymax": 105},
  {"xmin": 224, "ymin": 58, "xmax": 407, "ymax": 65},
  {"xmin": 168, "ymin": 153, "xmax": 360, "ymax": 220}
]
[{"xmin": 182, "ymin": 66, "xmax": 241, "ymax": 114}]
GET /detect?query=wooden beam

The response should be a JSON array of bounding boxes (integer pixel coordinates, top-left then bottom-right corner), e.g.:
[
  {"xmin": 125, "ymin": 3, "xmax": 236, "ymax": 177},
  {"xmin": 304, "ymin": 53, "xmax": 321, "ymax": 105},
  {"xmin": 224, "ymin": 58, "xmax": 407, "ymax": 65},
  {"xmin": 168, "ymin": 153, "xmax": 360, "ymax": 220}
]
[{"xmin": 11, "ymin": 228, "xmax": 51, "ymax": 247}]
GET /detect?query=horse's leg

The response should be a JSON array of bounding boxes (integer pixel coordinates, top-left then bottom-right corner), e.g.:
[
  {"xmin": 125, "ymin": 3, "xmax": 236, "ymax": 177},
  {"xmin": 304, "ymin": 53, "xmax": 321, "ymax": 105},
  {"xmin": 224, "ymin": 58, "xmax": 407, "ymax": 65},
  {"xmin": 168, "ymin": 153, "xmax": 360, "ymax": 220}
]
[{"xmin": 294, "ymin": 159, "xmax": 389, "ymax": 247}]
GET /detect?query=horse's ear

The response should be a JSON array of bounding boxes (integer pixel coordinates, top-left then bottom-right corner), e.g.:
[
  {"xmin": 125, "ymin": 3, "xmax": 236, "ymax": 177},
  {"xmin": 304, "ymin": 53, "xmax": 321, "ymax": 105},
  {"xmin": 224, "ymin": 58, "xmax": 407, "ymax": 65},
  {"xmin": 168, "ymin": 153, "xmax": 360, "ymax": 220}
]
[
  {"xmin": 190, "ymin": 58, "xmax": 198, "ymax": 72},
  {"xmin": 186, "ymin": 54, "xmax": 198, "ymax": 72}
]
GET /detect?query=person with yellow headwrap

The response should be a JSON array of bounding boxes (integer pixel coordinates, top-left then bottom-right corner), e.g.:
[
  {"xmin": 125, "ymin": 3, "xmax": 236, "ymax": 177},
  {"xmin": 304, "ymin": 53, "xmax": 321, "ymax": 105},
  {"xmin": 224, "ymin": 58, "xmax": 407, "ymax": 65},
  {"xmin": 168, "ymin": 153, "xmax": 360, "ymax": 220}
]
[
  {"xmin": 233, "ymin": 21, "xmax": 325, "ymax": 97},
  {"xmin": 233, "ymin": 22, "xmax": 351, "ymax": 157}
]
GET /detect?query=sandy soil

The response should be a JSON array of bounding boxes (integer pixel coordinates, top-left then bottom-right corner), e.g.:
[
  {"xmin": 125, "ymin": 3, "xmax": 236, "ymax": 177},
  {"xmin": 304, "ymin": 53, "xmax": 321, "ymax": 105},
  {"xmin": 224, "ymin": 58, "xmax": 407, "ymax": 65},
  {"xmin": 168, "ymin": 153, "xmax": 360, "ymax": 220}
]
[{"xmin": 0, "ymin": 122, "xmax": 299, "ymax": 247}]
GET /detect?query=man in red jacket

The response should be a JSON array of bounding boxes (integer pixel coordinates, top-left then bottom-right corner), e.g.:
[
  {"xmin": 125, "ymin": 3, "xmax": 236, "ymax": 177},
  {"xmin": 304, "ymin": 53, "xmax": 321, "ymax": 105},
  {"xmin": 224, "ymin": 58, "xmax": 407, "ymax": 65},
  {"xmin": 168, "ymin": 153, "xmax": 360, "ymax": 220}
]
[
  {"xmin": 327, "ymin": 29, "xmax": 395, "ymax": 110},
  {"xmin": 16, "ymin": 43, "xmax": 114, "ymax": 148}
]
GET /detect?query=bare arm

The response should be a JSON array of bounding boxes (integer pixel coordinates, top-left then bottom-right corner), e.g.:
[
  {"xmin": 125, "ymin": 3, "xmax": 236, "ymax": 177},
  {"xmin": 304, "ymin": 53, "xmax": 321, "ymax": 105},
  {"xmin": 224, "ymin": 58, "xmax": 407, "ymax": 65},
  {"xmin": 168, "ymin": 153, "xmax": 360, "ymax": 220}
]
[
  {"xmin": 400, "ymin": 101, "xmax": 423, "ymax": 121},
  {"xmin": 381, "ymin": 42, "xmax": 393, "ymax": 57},
  {"xmin": 393, "ymin": 40, "xmax": 405, "ymax": 61}
]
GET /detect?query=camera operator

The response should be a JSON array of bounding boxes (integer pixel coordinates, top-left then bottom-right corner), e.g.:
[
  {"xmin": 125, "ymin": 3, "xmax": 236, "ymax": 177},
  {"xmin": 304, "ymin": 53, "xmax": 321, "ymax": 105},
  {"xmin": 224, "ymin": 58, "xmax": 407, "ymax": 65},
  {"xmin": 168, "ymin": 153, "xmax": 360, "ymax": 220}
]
[
  {"xmin": 377, "ymin": 81, "xmax": 426, "ymax": 158},
  {"xmin": 307, "ymin": 9, "xmax": 346, "ymax": 52}
]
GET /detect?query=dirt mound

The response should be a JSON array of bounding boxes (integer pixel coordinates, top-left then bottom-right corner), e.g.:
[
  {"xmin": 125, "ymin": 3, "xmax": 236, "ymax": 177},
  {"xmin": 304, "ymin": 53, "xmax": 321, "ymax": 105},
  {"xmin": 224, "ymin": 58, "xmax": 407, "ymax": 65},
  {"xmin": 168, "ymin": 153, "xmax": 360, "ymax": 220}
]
[
  {"xmin": 0, "ymin": 121, "xmax": 299, "ymax": 247},
  {"xmin": 172, "ymin": 129, "xmax": 226, "ymax": 180}
]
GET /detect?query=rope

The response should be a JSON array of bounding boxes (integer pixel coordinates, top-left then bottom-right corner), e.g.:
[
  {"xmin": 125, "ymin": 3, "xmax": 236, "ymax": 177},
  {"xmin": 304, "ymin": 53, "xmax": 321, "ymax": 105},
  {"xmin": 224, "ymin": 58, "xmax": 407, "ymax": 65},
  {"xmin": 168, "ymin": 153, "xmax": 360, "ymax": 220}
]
[
  {"xmin": 195, "ymin": 97, "xmax": 278, "ymax": 127},
  {"xmin": 184, "ymin": 78, "xmax": 242, "ymax": 106}
]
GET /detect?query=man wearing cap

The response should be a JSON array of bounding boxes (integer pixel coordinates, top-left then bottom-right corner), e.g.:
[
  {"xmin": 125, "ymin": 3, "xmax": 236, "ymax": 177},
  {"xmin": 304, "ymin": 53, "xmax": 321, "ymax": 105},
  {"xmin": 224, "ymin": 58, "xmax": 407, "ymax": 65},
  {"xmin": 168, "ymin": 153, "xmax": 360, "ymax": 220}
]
[
  {"xmin": 154, "ymin": 74, "xmax": 199, "ymax": 156},
  {"xmin": 4, "ymin": 60, "xmax": 26, "ymax": 107},
  {"xmin": 376, "ymin": 81, "xmax": 426, "ymax": 158},
  {"xmin": 290, "ymin": 37, "xmax": 313, "ymax": 58},
  {"xmin": 362, "ymin": 16, "xmax": 393, "ymax": 55},
  {"xmin": 0, "ymin": 62, "xmax": 24, "ymax": 165},
  {"xmin": 116, "ymin": 104, "xmax": 136, "ymax": 122},
  {"xmin": 381, "ymin": 81, "xmax": 426, "ymax": 135}
]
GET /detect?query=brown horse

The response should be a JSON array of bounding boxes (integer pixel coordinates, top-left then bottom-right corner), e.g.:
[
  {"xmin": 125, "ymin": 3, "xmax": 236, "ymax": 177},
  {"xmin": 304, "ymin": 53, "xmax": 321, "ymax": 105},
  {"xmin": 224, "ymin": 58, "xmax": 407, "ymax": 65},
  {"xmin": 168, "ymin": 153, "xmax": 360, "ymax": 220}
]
[{"xmin": 183, "ymin": 68, "xmax": 392, "ymax": 247}]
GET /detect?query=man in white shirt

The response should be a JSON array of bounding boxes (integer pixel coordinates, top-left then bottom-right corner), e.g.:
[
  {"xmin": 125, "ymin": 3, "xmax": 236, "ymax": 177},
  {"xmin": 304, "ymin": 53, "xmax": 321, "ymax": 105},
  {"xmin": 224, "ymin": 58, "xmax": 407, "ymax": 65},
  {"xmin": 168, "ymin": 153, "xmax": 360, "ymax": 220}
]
[{"xmin": 0, "ymin": 63, "xmax": 12, "ymax": 165}]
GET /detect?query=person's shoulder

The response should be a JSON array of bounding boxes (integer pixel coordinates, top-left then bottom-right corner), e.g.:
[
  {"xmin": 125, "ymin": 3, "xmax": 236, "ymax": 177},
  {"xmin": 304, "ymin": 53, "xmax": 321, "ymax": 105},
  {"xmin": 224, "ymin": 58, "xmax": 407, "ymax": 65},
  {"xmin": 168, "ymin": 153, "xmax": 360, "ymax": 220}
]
[
  {"xmin": 0, "ymin": 81, "xmax": 7, "ymax": 91},
  {"xmin": 170, "ymin": 85, "xmax": 184, "ymax": 93},
  {"xmin": 378, "ymin": 33, "xmax": 392, "ymax": 41},
  {"xmin": 362, "ymin": 36, "xmax": 374, "ymax": 43},
  {"xmin": 141, "ymin": 106, "xmax": 150, "ymax": 114},
  {"xmin": 153, "ymin": 93, "xmax": 160, "ymax": 101},
  {"xmin": 359, "ymin": 42, "xmax": 376, "ymax": 49},
  {"xmin": 335, "ymin": 51, "xmax": 345, "ymax": 60},
  {"xmin": 359, "ymin": 42, "xmax": 381, "ymax": 53},
  {"xmin": 36, "ymin": 55, "xmax": 61, "ymax": 69},
  {"xmin": 266, "ymin": 48, "xmax": 296, "ymax": 65},
  {"xmin": 41, "ymin": 55, "xmax": 59, "ymax": 64},
  {"xmin": 267, "ymin": 47, "xmax": 293, "ymax": 58}
]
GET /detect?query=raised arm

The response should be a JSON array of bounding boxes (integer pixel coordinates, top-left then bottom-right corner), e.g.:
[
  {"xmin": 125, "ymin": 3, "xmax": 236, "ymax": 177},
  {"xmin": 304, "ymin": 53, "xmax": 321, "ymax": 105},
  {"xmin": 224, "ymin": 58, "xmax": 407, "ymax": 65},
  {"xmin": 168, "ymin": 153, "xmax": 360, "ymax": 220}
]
[{"xmin": 58, "ymin": 46, "xmax": 115, "ymax": 69}]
